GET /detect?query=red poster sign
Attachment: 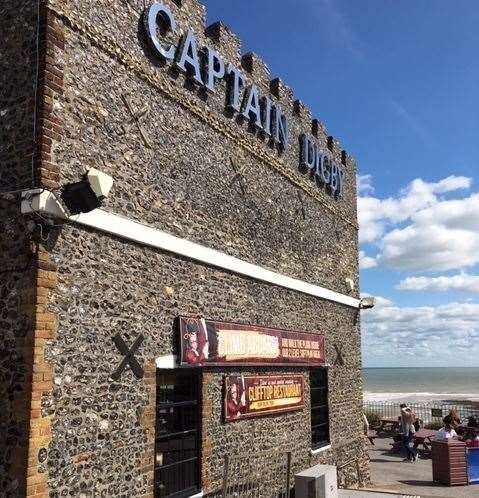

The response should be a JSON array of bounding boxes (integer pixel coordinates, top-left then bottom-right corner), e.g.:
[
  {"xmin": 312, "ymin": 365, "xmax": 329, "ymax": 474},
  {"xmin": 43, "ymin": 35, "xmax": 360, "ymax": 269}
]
[
  {"xmin": 179, "ymin": 317, "xmax": 325, "ymax": 367},
  {"xmin": 224, "ymin": 375, "xmax": 305, "ymax": 422}
]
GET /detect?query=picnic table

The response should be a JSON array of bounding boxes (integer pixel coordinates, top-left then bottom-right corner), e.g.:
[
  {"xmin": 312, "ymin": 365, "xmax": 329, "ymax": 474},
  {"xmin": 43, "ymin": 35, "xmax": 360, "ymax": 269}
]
[
  {"xmin": 378, "ymin": 416, "xmax": 400, "ymax": 434},
  {"xmin": 414, "ymin": 428, "xmax": 436, "ymax": 456},
  {"xmin": 456, "ymin": 424, "xmax": 479, "ymax": 436}
]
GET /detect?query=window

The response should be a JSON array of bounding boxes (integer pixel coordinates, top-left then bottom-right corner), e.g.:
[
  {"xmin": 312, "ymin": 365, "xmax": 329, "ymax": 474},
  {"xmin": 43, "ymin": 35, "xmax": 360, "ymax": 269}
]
[
  {"xmin": 154, "ymin": 369, "xmax": 201, "ymax": 498},
  {"xmin": 310, "ymin": 368, "xmax": 330, "ymax": 449}
]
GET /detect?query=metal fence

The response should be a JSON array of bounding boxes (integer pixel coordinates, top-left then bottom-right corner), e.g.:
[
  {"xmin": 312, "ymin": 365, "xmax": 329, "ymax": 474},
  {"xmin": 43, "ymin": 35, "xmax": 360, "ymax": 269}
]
[
  {"xmin": 364, "ymin": 400, "xmax": 479, "ymax": 425},
  {"xmin": 221, "ymin": 450, "xmax": 292, "ymax": 498}
]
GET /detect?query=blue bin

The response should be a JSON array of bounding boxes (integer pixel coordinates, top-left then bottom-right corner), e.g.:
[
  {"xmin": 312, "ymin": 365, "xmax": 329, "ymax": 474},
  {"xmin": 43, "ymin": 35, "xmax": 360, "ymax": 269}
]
[{"xmin": 468, "ymin": 448, "xmax": 479, "ymax": 483}]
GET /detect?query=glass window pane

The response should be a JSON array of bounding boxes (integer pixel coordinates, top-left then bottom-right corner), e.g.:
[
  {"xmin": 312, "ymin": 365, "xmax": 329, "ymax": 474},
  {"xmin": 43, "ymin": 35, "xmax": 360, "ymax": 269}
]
[
  {"xmin": 157, "ymin": 371, "xmax": 198, "ymax": 403},
  {"xmin": 310, "ymin": 368, "xmax": 327, "ymax": 388},
  {"xmin": 157, "ymin": 459, "xmax": 197, "ymax": 497},
  {"xmin": 311, "ymin": 387, "xmax": 328, "ymax": 406},
  {"xmin": 311, "ymin": 406, "xmax": 328, "ymax": 426},
  {"xmin": 310, "ymin": 368, "xmax": 329, "ymax": 449},
  {"xmin": 312, "ymin": 426, "xmax": 329, "ymax": 447},
  {"xmin": 156, "ymin": 405, "xmax": 198, "ymax": 436},
  {"xmin": 157, "ymin": 434, "xmax": 198, "ymax": 466}
]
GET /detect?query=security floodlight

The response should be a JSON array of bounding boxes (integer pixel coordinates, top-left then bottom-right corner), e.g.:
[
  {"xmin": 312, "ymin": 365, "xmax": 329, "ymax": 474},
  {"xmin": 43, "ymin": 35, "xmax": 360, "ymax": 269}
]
[
  {"xmin": 87, "ymin": 168, "xmax": 114, "ymax": 199},
  {"xmin": 359, "ymin": 297, "xmax": 376, "ymax": 309},
  {"xmin": 61, "ymin": 168, "xmax": 113, "ymax": 215}
]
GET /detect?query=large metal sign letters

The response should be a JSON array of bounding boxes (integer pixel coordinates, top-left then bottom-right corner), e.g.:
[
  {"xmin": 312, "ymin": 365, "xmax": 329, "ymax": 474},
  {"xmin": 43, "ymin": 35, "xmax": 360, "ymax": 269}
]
[{"xmin": 142, "ymin": 3, "xmax": 346, "ymax": 198}]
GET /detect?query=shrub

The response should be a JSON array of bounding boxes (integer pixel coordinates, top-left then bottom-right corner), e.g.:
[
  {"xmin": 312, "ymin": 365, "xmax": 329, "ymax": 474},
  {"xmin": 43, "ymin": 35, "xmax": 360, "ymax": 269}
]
[{"xmin": 364, "ymin": 410, "xmax": 381, "ymax": 428}]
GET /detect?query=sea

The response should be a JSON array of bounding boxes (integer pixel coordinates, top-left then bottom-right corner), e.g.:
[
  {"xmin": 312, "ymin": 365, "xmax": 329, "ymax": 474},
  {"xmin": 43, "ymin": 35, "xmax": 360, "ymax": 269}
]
[{"xmin": 363, "ymin": 367, "xmax": 479, "ymax": 403}]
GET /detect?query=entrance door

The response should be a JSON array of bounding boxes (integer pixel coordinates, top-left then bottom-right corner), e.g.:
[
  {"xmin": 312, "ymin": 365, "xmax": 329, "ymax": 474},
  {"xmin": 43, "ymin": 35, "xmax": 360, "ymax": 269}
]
[{"xmin": 154, "ymin": 369, "xmax": 201, "ymax": 498}]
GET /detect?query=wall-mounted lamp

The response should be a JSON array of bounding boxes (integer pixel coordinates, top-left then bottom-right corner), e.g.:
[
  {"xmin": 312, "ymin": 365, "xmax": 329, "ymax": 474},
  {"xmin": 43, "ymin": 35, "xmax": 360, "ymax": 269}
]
[{"xmin": 359, "ymin": 296, "xmax": 376, "ymax": 309}]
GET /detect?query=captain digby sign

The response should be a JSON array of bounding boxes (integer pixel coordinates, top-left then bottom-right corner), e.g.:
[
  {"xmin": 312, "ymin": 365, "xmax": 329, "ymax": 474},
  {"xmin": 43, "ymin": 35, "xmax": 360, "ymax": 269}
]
[{"xmin": 143, "ymin": 2, "xmax": 346, "ymax": 198}]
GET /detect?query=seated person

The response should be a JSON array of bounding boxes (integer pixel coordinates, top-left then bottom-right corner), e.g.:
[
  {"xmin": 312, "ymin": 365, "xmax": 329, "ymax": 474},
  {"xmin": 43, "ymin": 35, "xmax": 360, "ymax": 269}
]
[
  {"xmin": 436, "ymin": 423, "xmax": 458, "ymax": 440},
  {"xmin": 463, "ymin": 427, "xmax": 478, "ymax": 441},
  {"xmin": 413, "ymin": 418, "xmax": 421, "ymax": 432},
  {"xmin": 467, "ymin": 415, "xmax": 478, "ymax": 428},
  {"xmin": 443, "ymin": 409, "xmax": 461, "ymax": 428}
]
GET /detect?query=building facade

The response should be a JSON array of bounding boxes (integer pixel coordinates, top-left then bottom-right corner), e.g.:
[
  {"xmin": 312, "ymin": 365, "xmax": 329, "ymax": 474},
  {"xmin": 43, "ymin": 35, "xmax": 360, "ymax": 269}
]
[{"xmin": 1, "ymin": 0, "xmax": 368, "ymax": 497}]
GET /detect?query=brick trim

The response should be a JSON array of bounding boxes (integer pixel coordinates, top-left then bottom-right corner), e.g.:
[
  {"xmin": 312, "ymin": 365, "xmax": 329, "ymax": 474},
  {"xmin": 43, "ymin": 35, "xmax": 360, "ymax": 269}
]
[
  {"xmin": 140, "ymin": 361, "xmax": 157, "ymax": 498},
  {"xmin": 24, "ymin": 3, "xmax": 65, "ymax": 497},
  {"xmin": 34, "ymin": 3, "xmax": 64, "ymax": 191},
  {"xmin": 25, "ymin": 247, "xmax": 58, "ymax": 498},
  {"xmin": 201, "ymin": 372, "xmax": 214, "ymax": 494}
]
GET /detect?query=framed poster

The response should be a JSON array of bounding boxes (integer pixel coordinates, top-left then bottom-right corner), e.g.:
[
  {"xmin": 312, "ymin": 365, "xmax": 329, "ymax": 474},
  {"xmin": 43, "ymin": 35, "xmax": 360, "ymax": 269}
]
[
  {"xmin": 179, "ymin": 317, "xmax": 325, "ymax": 367},
  {"xmin": 224, "ymin": 374, "xmax": 305, "ymax": 422}
]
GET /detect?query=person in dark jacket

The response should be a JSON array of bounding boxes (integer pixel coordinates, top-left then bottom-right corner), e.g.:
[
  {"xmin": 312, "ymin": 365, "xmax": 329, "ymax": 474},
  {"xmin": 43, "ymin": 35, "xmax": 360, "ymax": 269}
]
[{"xmin": 467, "ymin": 416, "xmax": 478, "ymax": 428}]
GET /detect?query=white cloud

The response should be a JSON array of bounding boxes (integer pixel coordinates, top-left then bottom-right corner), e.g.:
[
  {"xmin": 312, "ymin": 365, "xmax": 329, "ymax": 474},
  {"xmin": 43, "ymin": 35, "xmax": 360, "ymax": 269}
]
[
  {"xmin": 378, "ymin": 194, "xmax": 479, "ymax": 271},
  {"xmin": 361, "ymin": 296, "xmax": 479, "ymax": 366},
  {"xmin": 398, "ymin": 273, "xmax": 479, "ymax": 293},
  {"xmin": 434, "ymin": 176, "xmax": 473, "ymax": 194},
  {"xmin": 413, "ymin": 193, "xmax": 479, "ymax": 231},
  {"xmin": 358, "ymin": 175, "xmax": 477, "ymax": 271},
  {"xmin": 359, "ymin": 250, "xmax": 377, "ymax": 270},
  {"xmin": 357, "ymin": 174, "xmax": 374, "ymax": 195},
  {"xmin": 358, "ymin": 175, "xmax": 472, "ymax": 244}
]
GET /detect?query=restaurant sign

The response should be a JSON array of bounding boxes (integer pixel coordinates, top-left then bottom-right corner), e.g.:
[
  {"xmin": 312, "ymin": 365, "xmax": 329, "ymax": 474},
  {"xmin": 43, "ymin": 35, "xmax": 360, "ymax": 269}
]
[
  {"xmin": 224, "ymin": 374, "xmax": 305, "ymax": 422},
  {"xmin": 179, "ymin": 316, "xmax": 325, "ymax": 367}
]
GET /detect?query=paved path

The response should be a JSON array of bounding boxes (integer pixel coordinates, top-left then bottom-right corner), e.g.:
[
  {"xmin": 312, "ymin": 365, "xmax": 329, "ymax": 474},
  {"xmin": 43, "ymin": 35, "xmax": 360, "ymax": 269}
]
[{"xmin": 367, "ymin": 436, "xmax": 479, "ymax": 498}]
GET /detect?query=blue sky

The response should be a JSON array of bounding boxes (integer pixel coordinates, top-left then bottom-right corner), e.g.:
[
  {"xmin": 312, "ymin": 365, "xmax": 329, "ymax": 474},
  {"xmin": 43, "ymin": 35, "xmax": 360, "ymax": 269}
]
[{"xmin": 202, "ymin": 0, "xmax": 479, "ymax": 367}]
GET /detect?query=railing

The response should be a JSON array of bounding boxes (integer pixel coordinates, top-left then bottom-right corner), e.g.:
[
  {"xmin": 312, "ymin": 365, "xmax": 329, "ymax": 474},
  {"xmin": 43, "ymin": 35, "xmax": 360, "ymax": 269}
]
[
  {"xmin": 364, "ymin": 400, "xmax": 479, "ymax": 426},
  {"xmin": 336, "ymin": 457, "xmax": 363, "ymax": 488}
]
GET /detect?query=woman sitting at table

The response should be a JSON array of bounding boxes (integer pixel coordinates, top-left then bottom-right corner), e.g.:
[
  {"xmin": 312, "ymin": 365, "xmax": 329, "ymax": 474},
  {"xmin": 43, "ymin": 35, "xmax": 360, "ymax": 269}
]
[
  {"xmin": 443, "ymin": 408, "xmax": 461, "ymax": 428},
  {"xmin": 435, "ymin": 423, "xmax": 458, "ymax": 440}
]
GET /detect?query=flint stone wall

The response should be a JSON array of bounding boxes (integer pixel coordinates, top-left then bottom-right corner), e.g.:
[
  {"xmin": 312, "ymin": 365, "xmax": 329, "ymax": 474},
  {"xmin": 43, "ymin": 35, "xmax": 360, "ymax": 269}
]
[
  {"xmin": 2, "ymin": 0, "xmax": 369, "ymax": 496},
  {"xmin": 0, "ymin": 2, "xmax": 39, "ymax": 496},
  {"xmin": 46, "ymin": 226, "xmax": 366, "ymax": 496}
]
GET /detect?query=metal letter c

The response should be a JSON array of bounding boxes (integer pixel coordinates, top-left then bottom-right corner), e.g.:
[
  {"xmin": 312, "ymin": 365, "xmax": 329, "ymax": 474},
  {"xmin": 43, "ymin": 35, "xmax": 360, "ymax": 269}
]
[{"xmin": 145, "ymin": 3, "xmax": 177, "ymax": 61}]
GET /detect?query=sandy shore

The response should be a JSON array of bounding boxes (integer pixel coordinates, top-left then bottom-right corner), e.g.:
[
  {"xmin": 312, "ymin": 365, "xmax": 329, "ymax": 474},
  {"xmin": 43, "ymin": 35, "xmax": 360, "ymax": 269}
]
[{"xmin": 364, "ymin": 392, "xmax": 479, "ymax": 404}]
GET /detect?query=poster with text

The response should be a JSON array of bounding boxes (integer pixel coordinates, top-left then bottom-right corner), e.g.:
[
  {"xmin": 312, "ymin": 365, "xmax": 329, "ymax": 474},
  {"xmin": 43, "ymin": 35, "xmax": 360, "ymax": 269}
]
[
  {"xmin": 224, "ymin": 375, "xmax": 305, "ymax": 422},
  {"xmin": 179, "ymin": 317, "xmax": 325, "ymax": 367}
]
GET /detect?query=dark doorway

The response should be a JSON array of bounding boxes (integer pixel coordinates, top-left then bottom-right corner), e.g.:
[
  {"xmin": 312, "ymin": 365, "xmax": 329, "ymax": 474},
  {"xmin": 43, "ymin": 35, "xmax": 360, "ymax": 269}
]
[{"xmin": 154, "ymin": 369, "xmax": 201, "ymax": 498}]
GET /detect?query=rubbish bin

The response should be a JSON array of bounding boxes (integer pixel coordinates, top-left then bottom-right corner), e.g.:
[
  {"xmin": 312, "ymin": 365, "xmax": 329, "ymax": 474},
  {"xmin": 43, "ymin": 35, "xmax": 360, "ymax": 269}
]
[{"xmin": 431, "ymin": 439, "xmax": 468, "ymax": 486}]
